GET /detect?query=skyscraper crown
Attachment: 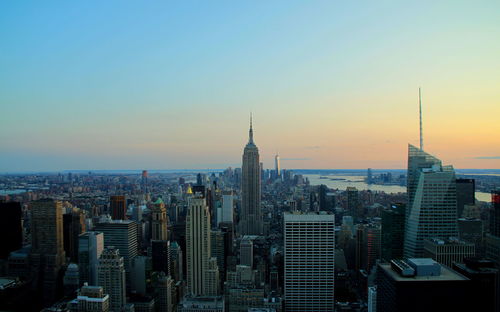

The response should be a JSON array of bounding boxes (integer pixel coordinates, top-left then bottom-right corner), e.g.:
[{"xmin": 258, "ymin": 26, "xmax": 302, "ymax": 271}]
[{"xmin": 245, "ymin": 113, "xmax": 257, "ymax": 149}]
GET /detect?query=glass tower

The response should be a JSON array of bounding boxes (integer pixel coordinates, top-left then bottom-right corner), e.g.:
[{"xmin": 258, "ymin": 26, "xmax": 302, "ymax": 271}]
[{"xmin": 404, "ymin": 144, "xmax": 458, "ymax": 257}]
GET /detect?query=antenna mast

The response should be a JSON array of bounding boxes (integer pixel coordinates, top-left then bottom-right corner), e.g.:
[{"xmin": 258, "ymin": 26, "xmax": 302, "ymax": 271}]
[{"xmin": 419, "ymin": 88, "xmax": 424, "ymax": 150}]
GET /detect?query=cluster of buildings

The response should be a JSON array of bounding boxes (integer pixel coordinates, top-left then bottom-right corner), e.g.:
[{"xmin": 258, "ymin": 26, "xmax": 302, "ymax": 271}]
[{"xmin": 0, "ymin": 117, "xmax": 499, "ymax": 311}]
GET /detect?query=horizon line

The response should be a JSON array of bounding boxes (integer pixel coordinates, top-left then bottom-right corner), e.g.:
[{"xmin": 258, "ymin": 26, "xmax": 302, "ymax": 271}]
[{"xmin": 2, "ymin": 168, "xmax": 500, "ymax": 175}]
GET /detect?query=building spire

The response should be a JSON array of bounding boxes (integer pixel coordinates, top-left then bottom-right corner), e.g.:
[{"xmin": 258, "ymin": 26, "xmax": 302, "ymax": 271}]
[
  {"xmin": 248, "ymin": 112, "xmax": 254, "ymax": 144},
  {"xmin": 419, "ymin": 87, "xmax": 424, "ymax": 151}
]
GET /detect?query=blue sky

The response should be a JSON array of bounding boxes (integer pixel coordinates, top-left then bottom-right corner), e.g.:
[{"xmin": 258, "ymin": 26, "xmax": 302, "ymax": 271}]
[{"xmin": 1, "ymin": 1, "xmax": 499, "ymax": 171}]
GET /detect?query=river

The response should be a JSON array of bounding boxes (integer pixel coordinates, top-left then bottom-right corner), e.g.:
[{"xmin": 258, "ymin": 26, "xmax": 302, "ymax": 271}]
[{"xmin": 304, "ymin": 174, "xmax": 492, "ymax": 202}]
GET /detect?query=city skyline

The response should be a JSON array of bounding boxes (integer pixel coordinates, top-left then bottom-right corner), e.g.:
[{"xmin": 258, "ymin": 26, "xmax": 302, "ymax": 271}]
[
  {"xmin": 1, "ymin": 1, "xmax": 499, "ymax": 171},
  {"xmin": 2, "ymin": 2, "xmax": 500, "ymax": 311}
]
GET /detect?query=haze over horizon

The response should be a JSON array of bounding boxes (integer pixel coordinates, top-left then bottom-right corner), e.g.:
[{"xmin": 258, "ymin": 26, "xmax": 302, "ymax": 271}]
[{"xmin": 1, "ymin": 1, "xmax": 499, "ymax": 172}]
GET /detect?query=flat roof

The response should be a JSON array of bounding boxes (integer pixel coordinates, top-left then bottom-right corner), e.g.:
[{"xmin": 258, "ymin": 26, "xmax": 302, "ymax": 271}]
[
  {"xmin": 407, "ymin": 258, "xmax": 436, "ymax": 266},
  {"xmin": 379, "ymin": 263, "xmax": 468, "ymax": 282},
  {"xmin": 96, "ymin": 219, "xmax": 135, "ymax": 224},
  {"xmin": 284, "ymin": 212, "xmax": 335, "ymax": 222}
]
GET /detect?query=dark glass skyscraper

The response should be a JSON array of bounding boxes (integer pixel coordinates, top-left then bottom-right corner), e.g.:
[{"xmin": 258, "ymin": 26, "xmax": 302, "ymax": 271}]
[
  {"xmin": 0, "ymin": 201, "xmax": 23, "ymax": 259},
  {"xmin": 456, "ymin": 178, "xmax": 475, "ymax": 218},
  {"xmin": 240, "ymin": 116, "xmax": 262, "ymax": 235},
  {"xmin": 347, "ymin": 187, "xmax": 362, "ymax": 222},
  {"xmin": 319, "ymin": 184, "xmax": 328, "ymax": 211},
  {"xmin": 381, "ymin": 203, "xmax": 406, "ymax": 261},
  {"xmin": 63, "ymin": 208, "xmax": 86, "ymax": 263}
]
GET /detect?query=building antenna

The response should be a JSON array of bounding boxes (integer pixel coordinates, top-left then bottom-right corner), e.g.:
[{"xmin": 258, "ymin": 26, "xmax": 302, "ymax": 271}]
[
  {"xmin": 419, "ymin": 87, "xmax": 424, "ymax": 151},
  {"xmin": 248, "ymin": 112, "xmax": 254, "ymax": 144}
]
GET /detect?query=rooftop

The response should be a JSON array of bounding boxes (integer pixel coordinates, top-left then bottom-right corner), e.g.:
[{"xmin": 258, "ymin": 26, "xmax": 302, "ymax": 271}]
[
  {"xmin": 284, "ymin": 211, "xmax": 335, "ymax": 222},
  {"xmin": 154, "ymin": 197, "xmax": 164, "ymax": 205},
  {"xmin": 0, "ymin": 278, "xmax": 17, "ymax": 290},
  {"xmin": 425, "ymin": 237, "xmax": 474, "ymax": 245},
  {"xmin": 178, "ymin": 295, "xmax": 224, "ymax": 308},
  {"xmin": 379, "ymin": 262, "xmax": 468, "ymax": 282}
]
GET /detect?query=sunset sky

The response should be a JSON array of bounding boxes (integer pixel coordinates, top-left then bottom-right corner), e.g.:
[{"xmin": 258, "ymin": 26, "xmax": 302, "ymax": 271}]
[{"xmin": 1, "ymin": 1, "xmax": 499, "ymax": 172}]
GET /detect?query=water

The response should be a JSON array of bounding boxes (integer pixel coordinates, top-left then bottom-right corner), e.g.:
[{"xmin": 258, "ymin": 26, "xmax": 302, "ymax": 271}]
[
  {"xmin": 304, "ymin": 174, "xmax": 406, "ymax": 193},
  {"xmin": 0, "ymin": 189, "xmax": 27, "ymax": 195},
  {"xmin": 305, "ymin": 174, "xmax": 492, "ymax": 202}
]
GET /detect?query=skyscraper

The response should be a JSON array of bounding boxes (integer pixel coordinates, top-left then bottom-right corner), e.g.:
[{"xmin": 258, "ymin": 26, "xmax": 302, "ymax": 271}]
[
  {"xmin": 170, "ymin": 241, "xmax": 184, "ymax": 282},
  {"xmin": 365, "ymin": 224, "xmax": 382, "ymax": 273},
  {"xmin": 79, "ymin": 231, "xmax": 104, "ymax": 286},
  {"xmin": 404, "ymin": 145, "xmax": 458, "ymax": 258},
  {"xmin": 275, "ymin": 153, "xmax": 280, "ymax": 178},
  {"xmin": 381, "ymin": 203, "xmax": 406, "ymax": 261},
  {"xmin": 206, "ymin": 257, "xmax": 220, "ymax": 296},
  {"xmin": 319, "ymin": 184, "xmax": 328, "ymax": 211},
  {"xmin": 30, "ymin": 199, "xmax": 66, "ymax": 304},
  {"xmin": 452, "ymin": 258, "xmax": 499, "ymax": 312},
  {"xmin": 367, "ymin": 168, "xmax": 373, "ymax": 184},
  {"xmin": 485, "ymin": 190, "xmax": 500, "ymax": 266},
  {"xmin": 240, "ymin": 116, "xmax": 262, "ymax": 236},
  {"xmin": 63, "ymin": 208, "xmax": 86, "ymax": 263},
  {"xmin": 284, "ymin": 212, "xmax": 335, "ymax": 311},
  {"xmin": 220, "ymin": 191, "xmax": 234, "ymax": 225},
  {"xmin": 456, "ymin": 178, "xmax": 475, "ymax": 218},
  {"xmin": 0, "ymin": 201, "xmax": 23, "ymax": 259},
  {"xmin": 186, "ymin": 195, "xmax": 219, "ymax": 296},
  {"xmin": 458, "ymin": 218, "xmax": 483, "ymax": 256},
  {"xmin": 489, "ymin": 189, "xmax": 500, "ymax": 237},
  {"xmin": 94, "ymin": 220, "xmax": 138, "ymax": 279},
  {"xmin": 156, "ymin": 272, "xmax": 174, "ymax": 312},
  {"xmin": 63, "ymin": 263, "xmax": 80, "ymax": 296},
  {"xmin": 376, "ymin": 259, "xmax": 473, "ymax": 312},
  {"xmin": 347, "ymin": 187, "xmax": 362, "ymax": 222},
  {"xmin": 98, "ymin": 247, "xmax": 126, "ymax": 312},
  {"xmin": 240, "ymin": 236, "xmax": 254, "ymax": 268},
  {"xmin": 151, "ymin": 240, "xmax": 170, "ymax": 274},
  {"xmin": 152, "ymin": 197, "xmax": 168, "ymax": 241},
  {"xmin": 423, "ymin": 238, "xmax": 475, "ymax": 267},
  {"xmin": 141, "ymin": 170, "xmax": 148, "ymax": 193},
  {"xmin": 110, "ymin": 195, "xmax": 127, "ymax": 220}
]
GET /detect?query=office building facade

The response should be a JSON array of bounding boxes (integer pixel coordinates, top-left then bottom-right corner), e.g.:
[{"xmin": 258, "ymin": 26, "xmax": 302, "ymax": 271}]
[
  {"xmin": 79, "ymin": 231, "xmax": 105, "ymax": 286},
  {"xmin": 30, "ymin": 199, "xmax": 66, "ymax": 304},
  {"xmin": 98, "ymin": 247, "xmax": 126, "ymax": 312},
  {"xmin": 284, "ymin": 212, "xmax": 335, "ymax": 311},
  {"xmin": 376, "ymin": 259, "xmax": 472, "ymax": 312},
  {"xmin": 186, "ymin": 195, "xmax": 219, "ymax": 296},
  {"xmin": 381, "ymin": 203, "xmax": 405, "ymax": 261},
  {"xmin": 404, "ymin": 145, "xmax": 458, "ymax": 258},
  {"xmin": 423, "ymin": 238, "xmax": 475, "ymax": 267},
  {"xmin": 110, "ymin": 195, "xmax": 127, "ymax": 221}
]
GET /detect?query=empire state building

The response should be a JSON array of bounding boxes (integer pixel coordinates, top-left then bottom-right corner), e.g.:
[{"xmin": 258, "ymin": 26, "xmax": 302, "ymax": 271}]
[{"xmin": 241, "ymin": 116, "xmax": 262, "ymax": 235}]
